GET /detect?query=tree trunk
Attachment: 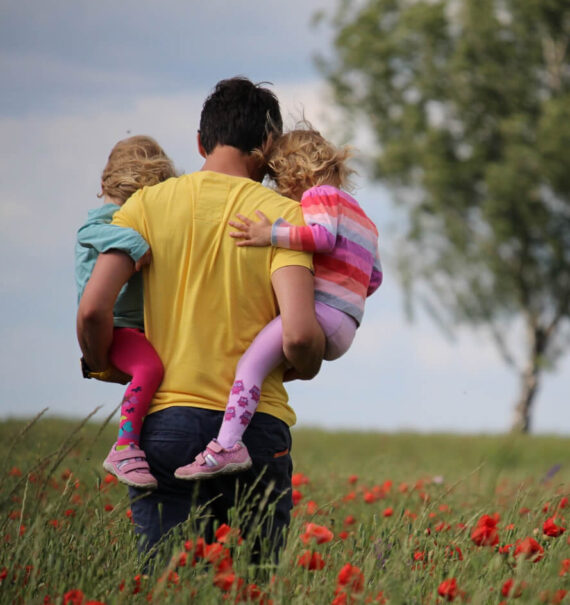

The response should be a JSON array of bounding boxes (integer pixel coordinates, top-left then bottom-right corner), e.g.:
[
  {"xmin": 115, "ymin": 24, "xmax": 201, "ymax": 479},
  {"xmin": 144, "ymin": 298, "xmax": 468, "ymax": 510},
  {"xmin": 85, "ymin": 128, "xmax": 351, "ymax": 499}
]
[
  {"xmin": 510, "ymin": 363, "xmax": 540, "ymax": 433},
  {"xmin": 510, "ymin": 323, "xmax": 547, "ymax": 434}
]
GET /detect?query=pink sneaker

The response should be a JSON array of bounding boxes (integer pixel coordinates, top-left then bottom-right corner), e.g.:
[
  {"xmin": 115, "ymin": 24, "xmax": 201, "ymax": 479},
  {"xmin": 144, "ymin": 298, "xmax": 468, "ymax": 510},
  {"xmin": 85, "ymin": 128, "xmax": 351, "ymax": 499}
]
[
  {"xmin": 174, "ymin": 439, "xmax": 252, "ymax": 480},
  {"xmin": 103, "ymin": 443, "xmax": 158, "ymax": 489}
]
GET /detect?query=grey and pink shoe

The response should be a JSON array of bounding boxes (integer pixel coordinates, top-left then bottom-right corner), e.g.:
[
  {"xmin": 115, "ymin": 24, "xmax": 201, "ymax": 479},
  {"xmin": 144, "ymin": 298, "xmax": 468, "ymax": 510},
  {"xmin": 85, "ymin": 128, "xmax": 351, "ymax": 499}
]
[
  {"xmin": 103, "ymin": 443, "xmax": 158, "ymax": 489},
  {"xmin": 174, "ymin": 439, "xmax": 252, "ymax": 480}
]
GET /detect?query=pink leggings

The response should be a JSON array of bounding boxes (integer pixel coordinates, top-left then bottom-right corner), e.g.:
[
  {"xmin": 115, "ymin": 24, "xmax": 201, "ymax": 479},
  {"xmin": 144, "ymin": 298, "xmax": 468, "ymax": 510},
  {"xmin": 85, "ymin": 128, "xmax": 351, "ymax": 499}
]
[
  {"xmin": 109, "ymin": 327, "xmax": 163, "ymax": 447},
  {"xmin": 216, "ymin": 301, "xmax": 357, "ymax": 448}
]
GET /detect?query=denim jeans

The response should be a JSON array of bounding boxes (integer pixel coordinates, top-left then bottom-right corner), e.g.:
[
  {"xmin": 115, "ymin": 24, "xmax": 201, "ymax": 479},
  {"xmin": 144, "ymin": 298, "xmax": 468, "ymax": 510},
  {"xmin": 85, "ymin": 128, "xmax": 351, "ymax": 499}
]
[{"xmin": 128, "ymin": 406, "xmax": 293, "ymax": 562}]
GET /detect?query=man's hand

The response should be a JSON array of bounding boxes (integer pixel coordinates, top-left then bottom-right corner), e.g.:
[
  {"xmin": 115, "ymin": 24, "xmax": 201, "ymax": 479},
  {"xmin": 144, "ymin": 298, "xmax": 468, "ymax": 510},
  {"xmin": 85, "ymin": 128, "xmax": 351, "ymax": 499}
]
[
  {"xmin": 229, "ymin": 211, "xmax": 272, "ymax": 247},
  {"xmin": 135, "ymin": 248, "xmax": 152, "ymax": 272}
]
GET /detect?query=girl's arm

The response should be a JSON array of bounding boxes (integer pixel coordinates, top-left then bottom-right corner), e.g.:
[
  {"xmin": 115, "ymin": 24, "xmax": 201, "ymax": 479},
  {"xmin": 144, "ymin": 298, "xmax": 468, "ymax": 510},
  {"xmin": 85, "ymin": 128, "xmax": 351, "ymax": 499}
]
[
  {"xmin": 367, "ymin": 246, "xmax": 383, "ymax": 296},
  {"xmin": 77, "ymin": 221, "xmax": 149, "ymax": 265},
  {"xmin": 229, "ymin": 192, "xmax": 339, "ymax": 253}
]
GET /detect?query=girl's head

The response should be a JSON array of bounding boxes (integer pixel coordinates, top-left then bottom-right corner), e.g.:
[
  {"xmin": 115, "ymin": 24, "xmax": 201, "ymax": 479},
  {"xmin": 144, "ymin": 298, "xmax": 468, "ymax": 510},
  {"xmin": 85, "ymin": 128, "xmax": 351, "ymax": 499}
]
[
  {"xmin": 262, "ymin": 124, "xmax": 354, "ymax": 200},
  {"xmin": 99, "ymin": 135, "xmax": 176, "ymax": 205}
]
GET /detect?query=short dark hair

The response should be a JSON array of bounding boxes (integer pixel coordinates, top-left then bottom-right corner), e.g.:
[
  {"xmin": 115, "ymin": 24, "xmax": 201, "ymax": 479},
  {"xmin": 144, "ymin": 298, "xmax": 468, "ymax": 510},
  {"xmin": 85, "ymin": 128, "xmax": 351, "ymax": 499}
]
[{"xmin": 199, "ymin": 76, "xmax": 283, "ymax": 154}]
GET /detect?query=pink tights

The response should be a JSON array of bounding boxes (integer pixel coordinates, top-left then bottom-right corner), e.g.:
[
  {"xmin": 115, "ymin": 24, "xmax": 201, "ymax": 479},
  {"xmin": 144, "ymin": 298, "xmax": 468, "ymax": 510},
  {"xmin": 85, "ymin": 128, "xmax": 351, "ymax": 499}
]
[
  {"xmin": 109, "ymin": 327, "xmax": 163, "ymax": 448},
  {"xmin": 216, "ymin": 301, "xmax": 356, "ymax": 449}
]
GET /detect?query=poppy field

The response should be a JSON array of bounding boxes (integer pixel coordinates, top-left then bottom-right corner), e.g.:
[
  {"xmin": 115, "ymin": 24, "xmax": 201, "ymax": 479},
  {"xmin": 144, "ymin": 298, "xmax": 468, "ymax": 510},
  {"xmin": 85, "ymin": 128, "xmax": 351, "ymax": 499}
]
[{"xmin": 1, "ymin": 411, "xmax": 570, "ymax": 604}]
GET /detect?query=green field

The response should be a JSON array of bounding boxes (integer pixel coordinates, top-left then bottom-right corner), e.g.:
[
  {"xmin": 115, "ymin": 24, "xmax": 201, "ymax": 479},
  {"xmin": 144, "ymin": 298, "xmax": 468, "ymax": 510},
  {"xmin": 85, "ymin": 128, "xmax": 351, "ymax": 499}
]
[{"xmin": 1, "ymin": 413, "xmax": 569, "ymax": 604}]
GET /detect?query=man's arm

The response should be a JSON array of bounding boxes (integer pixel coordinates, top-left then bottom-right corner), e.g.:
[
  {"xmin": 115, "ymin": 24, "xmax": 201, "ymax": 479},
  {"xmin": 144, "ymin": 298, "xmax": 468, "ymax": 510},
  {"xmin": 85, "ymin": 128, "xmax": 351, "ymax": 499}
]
[
  {"xmin": 271, "ymin": 266, "xmax": 325, "ymax": 380},
  {"xmin": 76, "ymin": 251, "xmax": 134, "ymax": 371}
]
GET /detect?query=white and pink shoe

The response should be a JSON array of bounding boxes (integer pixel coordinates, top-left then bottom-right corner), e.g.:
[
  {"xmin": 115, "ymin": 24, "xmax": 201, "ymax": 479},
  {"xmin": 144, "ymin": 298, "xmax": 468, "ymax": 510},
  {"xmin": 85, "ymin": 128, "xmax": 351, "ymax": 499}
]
[{"xmin": 174, "ymin": 439, "xmax": 252, "ymax": 480}]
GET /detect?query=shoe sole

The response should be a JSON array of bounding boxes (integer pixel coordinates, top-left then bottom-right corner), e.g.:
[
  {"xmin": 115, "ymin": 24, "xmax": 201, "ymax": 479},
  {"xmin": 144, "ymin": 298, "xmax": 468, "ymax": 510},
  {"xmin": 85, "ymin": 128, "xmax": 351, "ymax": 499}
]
[
  {"xmin": 174, "ymin": 459, "xmax": 253, "ymax": 481},
  {"xmin": 102, "ymin": 461, "xmax": 158, "ymax": 489}
]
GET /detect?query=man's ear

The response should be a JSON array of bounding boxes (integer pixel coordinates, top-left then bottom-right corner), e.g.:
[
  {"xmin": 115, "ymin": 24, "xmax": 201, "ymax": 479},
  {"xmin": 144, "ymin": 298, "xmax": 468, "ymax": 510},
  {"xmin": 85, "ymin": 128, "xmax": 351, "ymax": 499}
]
[{"xmin": 197, "ymin": 132, "xmax": 207, "ymax": 158}]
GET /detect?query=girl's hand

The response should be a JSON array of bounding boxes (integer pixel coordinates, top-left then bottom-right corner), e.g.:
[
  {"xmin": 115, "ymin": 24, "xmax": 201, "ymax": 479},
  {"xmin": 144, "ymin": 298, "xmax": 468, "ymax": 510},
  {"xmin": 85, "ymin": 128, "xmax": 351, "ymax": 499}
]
[
  {"xmin": 135, "ymin": 249, "xmax": 152, "ymax": 272},
  {"xmin": 229, "ymin": 211, "xmax": 272, "ymax": 247}
]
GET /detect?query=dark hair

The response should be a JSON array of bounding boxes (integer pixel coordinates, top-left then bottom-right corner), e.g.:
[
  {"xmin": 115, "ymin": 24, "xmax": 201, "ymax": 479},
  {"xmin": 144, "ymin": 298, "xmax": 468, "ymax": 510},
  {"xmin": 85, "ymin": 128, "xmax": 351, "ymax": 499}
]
[{"xmin": 199, "ymin": 76, "xmax": 283, "ymax": 154}]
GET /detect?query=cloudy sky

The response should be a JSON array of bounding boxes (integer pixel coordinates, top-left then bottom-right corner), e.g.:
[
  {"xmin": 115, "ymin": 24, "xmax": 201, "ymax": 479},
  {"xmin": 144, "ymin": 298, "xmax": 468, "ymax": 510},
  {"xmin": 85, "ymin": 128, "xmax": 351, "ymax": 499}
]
[{"xmin": 1, "ymin": 0, "xmax": 568, "ymax": 434}]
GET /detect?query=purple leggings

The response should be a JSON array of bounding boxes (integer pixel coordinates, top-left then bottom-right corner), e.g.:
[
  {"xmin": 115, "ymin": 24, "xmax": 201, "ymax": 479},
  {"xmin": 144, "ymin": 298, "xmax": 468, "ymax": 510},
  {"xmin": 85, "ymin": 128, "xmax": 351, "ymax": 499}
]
[{"xmin": 216, "ymin": 301, "xmax": 356, "ymax": 448}]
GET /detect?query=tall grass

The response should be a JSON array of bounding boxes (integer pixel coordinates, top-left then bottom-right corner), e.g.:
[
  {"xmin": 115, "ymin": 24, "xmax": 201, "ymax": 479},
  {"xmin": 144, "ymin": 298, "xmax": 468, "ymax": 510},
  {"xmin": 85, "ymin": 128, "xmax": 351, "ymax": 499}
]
[{"xmin": 1, "ymin": 414, "xmax": 569, "ymax": 603}]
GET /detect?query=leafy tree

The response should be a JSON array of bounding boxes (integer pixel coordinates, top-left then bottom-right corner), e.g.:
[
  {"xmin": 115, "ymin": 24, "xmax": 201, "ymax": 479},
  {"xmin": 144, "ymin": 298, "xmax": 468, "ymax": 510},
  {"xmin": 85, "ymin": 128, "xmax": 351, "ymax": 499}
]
[{"xmin": 319, "ymin": 0, "xmax": 570, "ymax": 432}]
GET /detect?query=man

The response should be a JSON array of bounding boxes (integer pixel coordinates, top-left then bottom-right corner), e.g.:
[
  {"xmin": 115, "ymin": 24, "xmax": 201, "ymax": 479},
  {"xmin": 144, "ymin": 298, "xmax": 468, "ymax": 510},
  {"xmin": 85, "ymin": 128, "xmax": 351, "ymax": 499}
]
[{"xmin": 77, "ymin": 77, "xmax": 325, "ymax": 560}]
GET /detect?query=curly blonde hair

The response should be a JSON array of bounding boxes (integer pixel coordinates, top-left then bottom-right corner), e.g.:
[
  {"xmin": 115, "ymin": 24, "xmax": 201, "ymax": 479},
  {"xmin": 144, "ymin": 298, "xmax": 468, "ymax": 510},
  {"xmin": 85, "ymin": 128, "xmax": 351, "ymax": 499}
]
[
  {"xmin": 99, "ymin": 135, "xmax": 176, "ymax": 204},
  {"xmin": 261, "ymin": 124, "xmax": 355, "ymax": 200}
]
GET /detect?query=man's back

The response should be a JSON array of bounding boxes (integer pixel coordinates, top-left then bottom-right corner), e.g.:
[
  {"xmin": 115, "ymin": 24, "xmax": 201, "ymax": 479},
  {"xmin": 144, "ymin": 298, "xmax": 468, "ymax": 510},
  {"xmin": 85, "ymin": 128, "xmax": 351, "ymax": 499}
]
[{"xmin": 113, "ymin": 171, "xmax": 312, "ymax": 425}]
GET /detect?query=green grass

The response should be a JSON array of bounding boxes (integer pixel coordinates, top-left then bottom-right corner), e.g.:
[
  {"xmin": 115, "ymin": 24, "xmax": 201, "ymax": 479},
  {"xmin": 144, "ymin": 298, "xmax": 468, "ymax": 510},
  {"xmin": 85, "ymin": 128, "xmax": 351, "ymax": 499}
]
[{"xmin": 1, "ymin": 413, "xmax": 569, "ymax": 604}]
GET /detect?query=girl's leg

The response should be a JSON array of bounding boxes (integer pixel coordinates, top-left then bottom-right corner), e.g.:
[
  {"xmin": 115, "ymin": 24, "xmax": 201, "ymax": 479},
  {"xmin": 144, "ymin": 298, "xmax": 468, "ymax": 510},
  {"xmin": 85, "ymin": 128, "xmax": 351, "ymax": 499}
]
[
  {"xmin": 109, "ymin": 327, "xmax": 164, "ymax": 449},
  {"xmin": 103, "ymin": 328, "xmax": 163, "ymax": 490},
  {"xmin": 216, "ymin": 316, "xmax": 285, "ymax": 448},
  {"xmin": 314, "ymin": 301, "xmax": 357, "ymax": 361}
]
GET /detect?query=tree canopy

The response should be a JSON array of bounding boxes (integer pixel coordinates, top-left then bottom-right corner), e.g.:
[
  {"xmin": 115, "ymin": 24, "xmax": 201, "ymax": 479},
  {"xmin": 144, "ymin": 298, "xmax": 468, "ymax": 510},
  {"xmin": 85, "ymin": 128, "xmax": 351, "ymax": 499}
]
[{"xmin": 320, "ymin": 0, "xmax": 570, "ymax": 431}]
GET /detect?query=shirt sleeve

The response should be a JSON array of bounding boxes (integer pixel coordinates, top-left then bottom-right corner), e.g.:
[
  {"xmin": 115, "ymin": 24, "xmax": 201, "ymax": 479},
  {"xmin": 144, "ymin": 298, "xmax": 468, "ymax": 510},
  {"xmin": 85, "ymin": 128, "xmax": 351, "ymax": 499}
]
[
  {"xmin": 77, "ymin": 216, "xmax": 149, "ymax": 262},
  {"xmin": 367, "ymin": 246, "xmax": 383, "ymax": 297},
  {"xmin": 111, "ymin": 190, "xmax": 147, "ymax": 240},
  {"xmin": 268, "ymin": 198, "xmax": 313, "ymax": 275},
  {"xmin": 270, "ymin": 190, "xmax": 338, "ymax": 253}
]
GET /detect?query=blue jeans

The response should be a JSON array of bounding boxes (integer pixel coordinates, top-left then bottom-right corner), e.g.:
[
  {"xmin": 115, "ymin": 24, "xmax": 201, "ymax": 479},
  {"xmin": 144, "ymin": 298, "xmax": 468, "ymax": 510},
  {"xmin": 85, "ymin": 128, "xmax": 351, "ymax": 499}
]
[{"xmin": 128, "ymin": 407, "xmax": 293, "ymax": 562}]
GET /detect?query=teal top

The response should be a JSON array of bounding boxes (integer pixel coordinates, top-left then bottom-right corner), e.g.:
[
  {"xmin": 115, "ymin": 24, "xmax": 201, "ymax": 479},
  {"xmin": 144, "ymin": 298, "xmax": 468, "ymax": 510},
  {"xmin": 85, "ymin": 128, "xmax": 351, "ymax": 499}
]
[{"xmin": 75, "ymin": 203, "xmax": 149, "ymax": 329}]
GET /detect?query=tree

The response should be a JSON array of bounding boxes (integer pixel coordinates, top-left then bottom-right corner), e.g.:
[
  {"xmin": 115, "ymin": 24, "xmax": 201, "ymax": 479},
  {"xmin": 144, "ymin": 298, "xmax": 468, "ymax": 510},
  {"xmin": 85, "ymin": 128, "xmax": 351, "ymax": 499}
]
[{"xmin": 319, "ymin": 0, "xmax": 570, "ymax": 432}]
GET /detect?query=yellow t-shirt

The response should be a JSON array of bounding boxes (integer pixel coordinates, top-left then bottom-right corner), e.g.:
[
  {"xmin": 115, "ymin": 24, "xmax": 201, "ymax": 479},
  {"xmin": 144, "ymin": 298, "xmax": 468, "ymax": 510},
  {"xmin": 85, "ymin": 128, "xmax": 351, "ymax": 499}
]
[{"xmin": 112, "ymin": 171, "xmax": 313, "ymax": 426}]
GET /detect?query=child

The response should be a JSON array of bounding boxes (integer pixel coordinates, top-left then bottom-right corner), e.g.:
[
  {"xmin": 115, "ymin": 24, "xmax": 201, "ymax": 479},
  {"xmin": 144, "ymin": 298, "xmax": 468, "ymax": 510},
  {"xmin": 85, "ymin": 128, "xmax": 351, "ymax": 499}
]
[
  {"xmin": 174, "ymin": 126, "xmax": 383, "ymax": 480},
  {"xmin": 75, "ymin": 135, "xmax": 176, "ymax": 489}
]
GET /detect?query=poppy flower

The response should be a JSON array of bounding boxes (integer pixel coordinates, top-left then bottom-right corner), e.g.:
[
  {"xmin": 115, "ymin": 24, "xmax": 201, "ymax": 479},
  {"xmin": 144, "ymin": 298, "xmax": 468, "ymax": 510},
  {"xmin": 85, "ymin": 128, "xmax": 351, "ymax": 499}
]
[
  {"xmin": 215, "ymin": 523, "xmax": 241, "ymax": 544},
  {"xmin": 502, "ymin": 578, "xmax": 526, "ymax": 597},
  {"xmin": 291, "ymin": 473, "xmax": 309, "ymax": 487},
  {"xmin": 471, "ymin": 514, "xmax": 499, "ymax": 546},
  {"xmin": 383, "ymin": 507, "xmax": 394, "ymax": 517},
  {"xmin": 63, "ymin": 590, "xmax": 84, "ymax": 605},
  {"xmin": 300, "ymin": 523, "xmax": 333, "ymax": 545},
  {"xmin": 514, "ymin": 537, "xmax": 544, "ymax": 562},
  {"xmin": 297, "ymin": 550, "xmax": 325, "ymax": 570},
  {"xmin": 559, "ymin": 558, "xmax": 570, "ymax": 576},
  {"xmin": 348, "ymin": 474, "xmax": 358, "ymax": 484},
  {"xmin": 438, "ymin": 578, "xmax": 458, "ymax": 601},
  {"xmin": 336, "ymin": 563, "xmax": 364, "ymax": 593},
  {"xmin": 292, "ymin": 489, "xmax": 303, "ymax": 506},
  {"xmin": 543, "ymin": 517, "xmax": 566, "ymax": 537}
]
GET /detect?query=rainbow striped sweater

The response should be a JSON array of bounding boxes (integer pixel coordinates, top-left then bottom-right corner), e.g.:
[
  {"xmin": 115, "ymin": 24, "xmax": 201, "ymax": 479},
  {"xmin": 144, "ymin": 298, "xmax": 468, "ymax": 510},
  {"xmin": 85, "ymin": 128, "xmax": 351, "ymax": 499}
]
[{"xmin": 271, "ymin": 185, "xmax": 382, "ymax": 324}]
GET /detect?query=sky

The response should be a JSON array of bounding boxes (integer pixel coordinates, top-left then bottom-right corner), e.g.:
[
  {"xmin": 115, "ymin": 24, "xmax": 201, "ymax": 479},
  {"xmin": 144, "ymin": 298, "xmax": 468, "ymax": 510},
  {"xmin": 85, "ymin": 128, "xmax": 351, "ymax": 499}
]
[{"xmin": 1, "ymin": 0, "xmax": 568, "ymax": 434}]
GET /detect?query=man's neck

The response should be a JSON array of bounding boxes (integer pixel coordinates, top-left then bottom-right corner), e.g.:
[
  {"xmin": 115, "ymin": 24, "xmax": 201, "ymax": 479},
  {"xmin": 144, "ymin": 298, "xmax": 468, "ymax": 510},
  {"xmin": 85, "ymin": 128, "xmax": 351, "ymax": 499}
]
[{"xmin": 200, "ymin": 145, "xmax": 263, "ymax": 181}]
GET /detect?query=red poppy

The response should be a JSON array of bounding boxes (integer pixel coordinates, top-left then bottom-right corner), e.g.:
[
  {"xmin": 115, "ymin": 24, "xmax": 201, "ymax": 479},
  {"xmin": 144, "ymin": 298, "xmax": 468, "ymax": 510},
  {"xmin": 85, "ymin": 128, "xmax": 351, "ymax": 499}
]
[
  {"xmin": 543, "ymin": 516, "xmax": 566, "ymax": 537},
  {"xmin": 559, "ymin": 558, "xmax": 570, "ymax": 576},
  {"xmin": 215, "ymin": 523, "xmax": 241, "ymax": 544},
  {"xmin": 559, "ymin": 497, "xmax": 569, "ymax": 509},
  {"xmin": 62, "ymin": 589, "xmax": 84, "ymax": 605},
  {"xmin": 286, "ymin": 489, "xmax": 301, "ymax": 507},
  {"xmin": 291, "ymin": 472, "xmax": 309, "ymax": 487},
  {"xmin": 502, "ymin": 578, "xmax": 526, "ymax": 597},
  {"xmin": 471, "ymin": 514, "xmax": 500, "ymax": 546},
  {"xmin": 297, "ymin": 550, "xmax": 325, "ymax": 570},
  {"xmin": 344, "ymin": 515, "xmax": 356, "ymax": 526},
  {"xmin": 8, "ymin": 467, "xmax": 22, "ymax": 477},
  {"xmin": 348, "ymin": 474, "xmax": 358, "ymax": 484},
  {"xmin": 445, "ymin": 545, "xmax": 463, "ymax": 560},
  {"xmin": 343, "ymin": 491, "xmax": 357, "ymax": 502},
  {"xmin": 438, "ymin": 578, "xmax": 458, "ymax": 601},
  {"xmin": 336, "ymin": 563, "xmax": 364, "ymax": 593},
  {"xmin": 300, "ymin": 523, "xmax": 334, "ymax": 545},
  {"xmin": 514, "ymin": 537, "xmax": 544, "ymax": 562},
  {"xmin": 383, "ymin": 507, "xmax": 394, "ymax": 517}
]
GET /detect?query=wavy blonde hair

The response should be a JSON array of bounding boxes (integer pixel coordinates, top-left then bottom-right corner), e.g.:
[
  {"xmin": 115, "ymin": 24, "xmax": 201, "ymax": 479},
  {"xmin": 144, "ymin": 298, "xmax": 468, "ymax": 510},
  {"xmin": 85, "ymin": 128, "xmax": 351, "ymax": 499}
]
[
  {"xmin": 260, "ymin": 123, "xmax": 355, "ymax": 199},
  {"xmin": 99, "ymin": 135, "xmax": 176, "ymax": 204}
]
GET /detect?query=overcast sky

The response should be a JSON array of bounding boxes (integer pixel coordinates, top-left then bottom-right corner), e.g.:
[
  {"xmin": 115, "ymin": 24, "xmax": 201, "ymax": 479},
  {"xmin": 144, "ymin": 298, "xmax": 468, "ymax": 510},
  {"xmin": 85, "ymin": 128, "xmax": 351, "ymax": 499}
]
[{"xmin": 1, "ymin": 0, "xmax": 568, "ymax": 434}]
